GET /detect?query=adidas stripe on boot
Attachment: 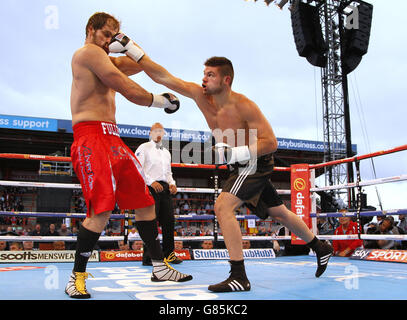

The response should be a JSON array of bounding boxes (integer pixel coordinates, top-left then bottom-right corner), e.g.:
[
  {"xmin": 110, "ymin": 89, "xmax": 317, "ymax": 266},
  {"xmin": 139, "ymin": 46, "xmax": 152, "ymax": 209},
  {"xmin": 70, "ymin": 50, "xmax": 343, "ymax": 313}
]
[{"xmin": 315, "ymin": 241, "xmax": 333, "ymax": 277}]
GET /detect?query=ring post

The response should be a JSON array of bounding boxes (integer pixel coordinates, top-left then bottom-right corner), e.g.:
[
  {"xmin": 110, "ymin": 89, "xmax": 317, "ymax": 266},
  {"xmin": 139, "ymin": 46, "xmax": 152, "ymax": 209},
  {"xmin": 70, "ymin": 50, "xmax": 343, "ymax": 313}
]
[{"xmin": 290, "ymin": 164, "xmax": 312, "ymax": 244}]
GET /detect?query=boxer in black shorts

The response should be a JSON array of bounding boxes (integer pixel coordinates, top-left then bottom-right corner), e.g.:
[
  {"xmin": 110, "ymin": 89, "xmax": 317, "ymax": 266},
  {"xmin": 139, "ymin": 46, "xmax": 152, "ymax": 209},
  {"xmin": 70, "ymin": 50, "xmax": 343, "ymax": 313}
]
[
  {"xmin": 109, "ymin": 34, "xmax": 334, "ymax": 292},
  {"xmin": 222, "ymin": 154, "xmax": 283, "ymax": 219}
]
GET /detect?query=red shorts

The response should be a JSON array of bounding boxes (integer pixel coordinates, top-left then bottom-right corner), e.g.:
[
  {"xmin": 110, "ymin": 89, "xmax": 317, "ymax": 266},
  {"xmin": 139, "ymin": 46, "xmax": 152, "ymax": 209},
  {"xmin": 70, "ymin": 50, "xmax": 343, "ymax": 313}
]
[{"xmin": 71, "ymin": 121, "xmax": 155, "ymax": 216}]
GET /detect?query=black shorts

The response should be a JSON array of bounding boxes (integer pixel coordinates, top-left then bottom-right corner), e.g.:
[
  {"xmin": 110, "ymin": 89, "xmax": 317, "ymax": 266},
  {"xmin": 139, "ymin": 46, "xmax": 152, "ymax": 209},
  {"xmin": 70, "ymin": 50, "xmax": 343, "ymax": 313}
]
[{"xmin": 221, "ymin": 154, "xmax": 283, "ymax": 219}]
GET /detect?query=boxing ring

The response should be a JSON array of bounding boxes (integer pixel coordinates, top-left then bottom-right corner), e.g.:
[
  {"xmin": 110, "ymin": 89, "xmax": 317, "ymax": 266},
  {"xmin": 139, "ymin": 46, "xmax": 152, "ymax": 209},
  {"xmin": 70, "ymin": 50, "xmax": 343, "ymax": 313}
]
[{"xmin": 0, "ymin": 144, "xmax": 407, "ymax": 302}]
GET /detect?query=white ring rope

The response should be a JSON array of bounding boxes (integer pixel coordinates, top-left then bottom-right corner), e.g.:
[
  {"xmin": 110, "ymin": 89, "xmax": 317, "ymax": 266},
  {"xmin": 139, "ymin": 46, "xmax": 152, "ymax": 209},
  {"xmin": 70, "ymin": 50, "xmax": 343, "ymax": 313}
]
[
  {"xmin": 0, "ymin": 179, "xmax": 291, "ymax": 195},
  {"xmin": 311, "ymin": 174, "xmax": 407, "ymax": 192},
  {"xmin": 1, "ymin": 234, "xmax": 406, "ymax": 242}
]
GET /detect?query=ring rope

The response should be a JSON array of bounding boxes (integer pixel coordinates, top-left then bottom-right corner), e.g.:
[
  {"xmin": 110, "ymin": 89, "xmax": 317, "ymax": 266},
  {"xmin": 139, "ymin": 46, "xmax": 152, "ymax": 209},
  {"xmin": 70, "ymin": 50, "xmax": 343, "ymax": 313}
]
[
  {"xmin": 0, "ymin": 152, "xmax": 291, "ymax": 173},
  {"xmin": 0, "ymin": 180, "xmax": 292, "ymax": 195},
  {"xmin": 1, "ymin": 234, "xmax": 406, "ymax": 242},
  {"xmin": 309, "ymin": 144, "xmax": 407, "ymax": 170},
  {"xmin": 310, "ymin": 208, "xmax": 407, "ymax": 218},
  {"xmin": 3, "ymin": 209, "xmax": 406, "ymax": 220},
  {"xmin": 310, "ymin": 174, "xmax": 407, "ymax": 192},
  {"xmin": 4, "ymin": 174, "xmax": 405, "ymax": 194}
]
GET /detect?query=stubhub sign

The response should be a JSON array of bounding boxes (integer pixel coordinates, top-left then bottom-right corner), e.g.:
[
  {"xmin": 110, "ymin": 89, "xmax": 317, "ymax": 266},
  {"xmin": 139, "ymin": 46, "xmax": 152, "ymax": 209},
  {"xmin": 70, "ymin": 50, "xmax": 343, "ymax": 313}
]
[
  {"xmin": 193, "ymin": 249, "xmax": 275, "ymax": 260},
  {"xmin": 0, "ymin": 114, "xmax": 57, "ymax": 132}
]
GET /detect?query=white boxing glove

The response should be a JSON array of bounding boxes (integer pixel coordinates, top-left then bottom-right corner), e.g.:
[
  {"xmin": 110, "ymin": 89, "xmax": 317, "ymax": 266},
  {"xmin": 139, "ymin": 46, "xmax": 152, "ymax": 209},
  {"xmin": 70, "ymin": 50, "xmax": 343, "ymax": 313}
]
[
  {"xmin": 150, "ymin": 93, "xmax": 180, "ymax": 114},
  {"xmin": 109, "ymin": 32, "xmax": 145, "ymax": 62}
]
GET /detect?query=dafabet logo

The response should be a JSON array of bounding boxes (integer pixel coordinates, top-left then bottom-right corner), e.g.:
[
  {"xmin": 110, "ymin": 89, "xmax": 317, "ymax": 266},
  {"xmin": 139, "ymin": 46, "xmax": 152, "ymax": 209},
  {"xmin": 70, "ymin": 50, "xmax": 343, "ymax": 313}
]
[{"xmin": 293, "ymin": 178, "xmax": 306, "ymax": 192}]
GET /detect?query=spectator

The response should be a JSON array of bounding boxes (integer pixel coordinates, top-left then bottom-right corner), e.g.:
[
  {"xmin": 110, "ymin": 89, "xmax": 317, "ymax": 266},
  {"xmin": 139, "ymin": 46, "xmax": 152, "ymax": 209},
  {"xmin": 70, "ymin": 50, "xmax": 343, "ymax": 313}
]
[
  {"xmin": 53, "ymin": 241, "xmax": 66, "ymax": 250},
  {"xmin": 386, "ymin": 216, "xmax": 406, "ymax": 249},
  {"xmin": 23, "ymin": 241, "xmax": 34, "ymax": 251},
  {"xmin": 30, "ymin": 224, "xmax": 43, "ymax": 236},
  {"xmin": 185, "ymin": 227, "xmax": 193, "ymax": 236},
  {"xmin": 375, "ymin": 217, "xmax": 396, "ymax": 249},
  {"xmin": 4, "ymin": 226, "xmax": 18, "ymax": 236},
  {"xmin": 0, "ymin": 241, "xmax": 7, "ymax": 251},
  {"xmin": 363, "ymin": 222, "xmax": 378, "ymax": 249},
  {"xmin": 44, "ymin": 224, "xmax": 59, "ymax": 236},
  {"xmin": 174, "ymin": 240, "xmax": 184, "ymax": 251},
  {"xmin": 332, "ymin": 214, "xmax": 363, "ymax": 257},
  {"xmin": 23, "ymin": 227, "xmax": 32, "ymax": 236},
  {"xmin": 117, "ymin": 240, "xmax": 130, "ymax": 251},
  {"xmin": 257, "ymin": 226, "xmax": 268, "ymax": 236},
  {"xmin": 131, "ymin": 240, "xmax": 144, "ymax": 251},
  {"xmin": 70, "ymin": 226, "xmax": 79, "ymax": 236},
  {"xmin": 127, "ymin": 227, "xmax": 140, "ymax": 241},
  {"xmin": 176, "ymin": 227, "xmax": 185, "ymax": 237},
  {"xmin": 58, "ymin": 224, "xmax": 71, "ymax": 236},
  {"xmin": 242, "ymin": 240, "xmax": 251, "ymax": 249},
  {"xmin": 9, "ymin": 242, "xmax": 23, "ymax": 251},
  {"xmin": 397, "ymin": 215, "xmax": 407, "ymax": 233},
  {"xmin": 376, "ymin": 215, "xmax": 385, "ymax": 225},
  {"xmin": 201, "ymin": 240, "xmax": 213, "ymax": 249}
]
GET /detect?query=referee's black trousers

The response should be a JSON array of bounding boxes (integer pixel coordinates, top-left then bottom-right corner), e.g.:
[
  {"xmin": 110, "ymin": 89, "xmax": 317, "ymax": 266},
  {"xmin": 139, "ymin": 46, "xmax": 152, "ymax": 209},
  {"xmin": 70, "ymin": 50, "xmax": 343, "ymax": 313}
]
[{"xmin": 143, "ymin": 182, "xmax": 175, "ymax": 262}]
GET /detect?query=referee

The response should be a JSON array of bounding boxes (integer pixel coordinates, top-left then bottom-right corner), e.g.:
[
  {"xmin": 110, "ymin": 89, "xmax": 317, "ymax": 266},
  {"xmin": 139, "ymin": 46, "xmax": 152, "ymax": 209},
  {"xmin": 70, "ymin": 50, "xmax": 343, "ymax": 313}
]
[{"xmin": 135, "ymin": 122, "xmax": 182, "ymax": 265}]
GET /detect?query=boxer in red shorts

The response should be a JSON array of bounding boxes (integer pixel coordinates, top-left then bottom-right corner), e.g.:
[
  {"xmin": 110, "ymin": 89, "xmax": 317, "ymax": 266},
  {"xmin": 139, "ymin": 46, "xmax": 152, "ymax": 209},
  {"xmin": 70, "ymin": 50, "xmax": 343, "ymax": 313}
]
[
  {"xmin": 71, "ymin": 121, "xmax": 154, "ymax": 216},
  {"xmin": 65, "ymin": 12, "xmax": 191, "ymax": 299}
]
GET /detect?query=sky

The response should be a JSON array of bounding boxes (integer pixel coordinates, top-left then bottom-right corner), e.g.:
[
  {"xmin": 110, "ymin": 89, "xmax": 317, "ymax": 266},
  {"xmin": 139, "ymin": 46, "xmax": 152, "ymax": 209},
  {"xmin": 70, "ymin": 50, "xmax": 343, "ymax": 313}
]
[{"xmin": 0, "ymin": 0, "xmax": 406, "ymax": 211}]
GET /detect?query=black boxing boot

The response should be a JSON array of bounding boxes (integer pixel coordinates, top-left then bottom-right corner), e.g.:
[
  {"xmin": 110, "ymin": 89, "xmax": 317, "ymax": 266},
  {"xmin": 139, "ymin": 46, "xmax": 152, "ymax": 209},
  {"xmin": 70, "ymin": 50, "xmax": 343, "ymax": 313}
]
[
  {"xmin": 307, "ymin": 236, "xmax": 333, "ymax": 277},
  {"xmin": 208, "ymin": 260, "xmax": 251, "ymax": 292}
]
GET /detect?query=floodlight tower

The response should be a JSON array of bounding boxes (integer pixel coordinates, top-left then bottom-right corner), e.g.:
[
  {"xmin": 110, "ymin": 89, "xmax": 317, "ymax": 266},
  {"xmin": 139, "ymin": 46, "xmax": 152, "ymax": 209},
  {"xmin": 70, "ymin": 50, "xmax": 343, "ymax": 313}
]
[
  {"xmin": 289, "ymin": 0, "xmax": 373, "ymax": 208},
  {"xmin": 246, "ymin": 0, "xmax": 373, "ymax": 208}
]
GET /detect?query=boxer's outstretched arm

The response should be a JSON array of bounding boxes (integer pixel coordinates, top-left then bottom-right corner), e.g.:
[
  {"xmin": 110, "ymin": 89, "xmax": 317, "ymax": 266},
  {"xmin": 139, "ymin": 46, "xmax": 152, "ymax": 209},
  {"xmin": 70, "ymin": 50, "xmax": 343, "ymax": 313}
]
[
  {"xmin": 110, "ymin": 56, "xmax": 143, "ymax": 76},
  {"xmin": 109, "ymin": 33, "xmax": 202, "ymax": 100},
  {"xmin": 138, "ymin": 55, "xmax": 202, "ymax": 100}
]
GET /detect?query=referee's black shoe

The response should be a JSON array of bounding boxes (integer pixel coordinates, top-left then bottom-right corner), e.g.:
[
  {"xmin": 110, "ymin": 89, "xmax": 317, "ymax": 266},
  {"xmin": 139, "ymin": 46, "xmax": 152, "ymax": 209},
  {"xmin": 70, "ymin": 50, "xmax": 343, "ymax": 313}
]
[{"xmin": 142, "ymin": 256, "xmax": 153, "ymax": 266}]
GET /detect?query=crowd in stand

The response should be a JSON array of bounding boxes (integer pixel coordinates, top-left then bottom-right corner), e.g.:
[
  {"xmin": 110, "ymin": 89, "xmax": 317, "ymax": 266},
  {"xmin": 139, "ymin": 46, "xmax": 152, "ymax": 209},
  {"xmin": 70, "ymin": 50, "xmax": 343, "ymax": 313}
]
[
  {"xmin": 0, "ymin": 187, "xmax": 26, "ymax": 212},
  {"xmin": 173, "ymin": 193, "xmax": 214, "ymax": 215}
]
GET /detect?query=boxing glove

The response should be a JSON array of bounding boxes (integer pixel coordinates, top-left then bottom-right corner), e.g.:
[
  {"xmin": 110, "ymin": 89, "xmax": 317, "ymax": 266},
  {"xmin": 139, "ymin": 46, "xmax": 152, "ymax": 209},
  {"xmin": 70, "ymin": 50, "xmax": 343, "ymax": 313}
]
[
  {"xmin": 150, "ymin": 93, "xmax": 180, "ymax": 114},
  {"xmin": 109, "ymin": 32, "xmax": 145, "ymax": 62}
]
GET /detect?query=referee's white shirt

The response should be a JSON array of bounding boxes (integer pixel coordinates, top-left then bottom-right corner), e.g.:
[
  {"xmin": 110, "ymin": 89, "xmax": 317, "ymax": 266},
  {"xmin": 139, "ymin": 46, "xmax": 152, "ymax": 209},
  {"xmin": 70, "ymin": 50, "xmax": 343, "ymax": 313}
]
[{"xmin": 135, "ymin": 140, "xmax": 176, "ymax": 187}]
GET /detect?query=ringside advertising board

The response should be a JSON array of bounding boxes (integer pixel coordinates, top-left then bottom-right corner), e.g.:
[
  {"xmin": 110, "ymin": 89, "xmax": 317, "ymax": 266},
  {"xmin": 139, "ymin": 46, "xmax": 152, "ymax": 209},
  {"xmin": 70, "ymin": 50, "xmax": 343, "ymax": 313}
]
[{"xmin": 351, "ymin": 248, "xmax": 407, "ymax": 263}]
